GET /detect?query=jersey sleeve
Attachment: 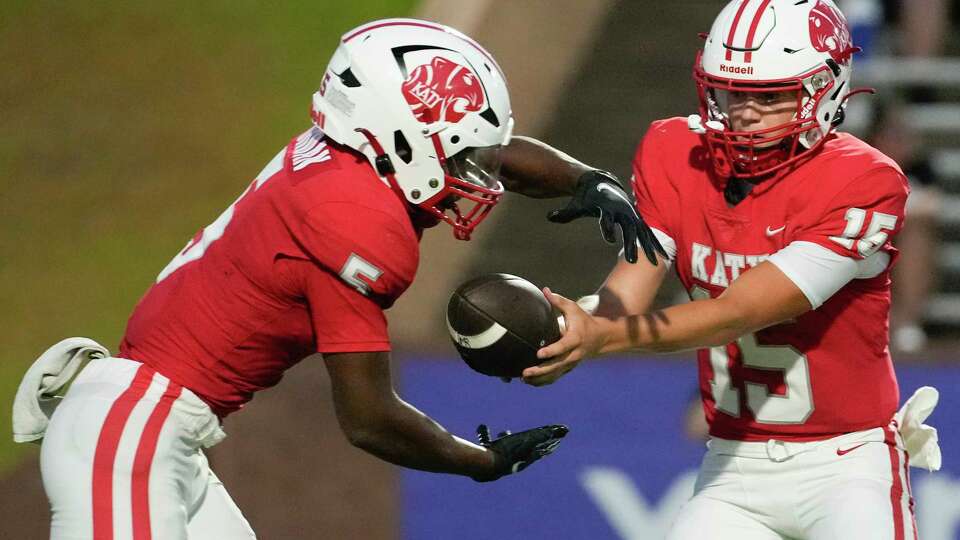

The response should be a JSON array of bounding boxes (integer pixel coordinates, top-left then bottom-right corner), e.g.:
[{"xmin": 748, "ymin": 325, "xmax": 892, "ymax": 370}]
[
  {"xmin": 301, "ymin": 263, "xmax": 394, "ymax": 353},
  {"xmin": 292, "ymin": 201, "xmax": 418, "ymax": 353},
  {"xmin": 792, "ymin": 166, "xmax": 908, "ymax": 262},
  {"xmin": 302, "ymin": 202, "xmax": 419, "ymax": 309},
  {"xmin": 631, "ymin": 121, "xmax": 683, "ymax": 242}
]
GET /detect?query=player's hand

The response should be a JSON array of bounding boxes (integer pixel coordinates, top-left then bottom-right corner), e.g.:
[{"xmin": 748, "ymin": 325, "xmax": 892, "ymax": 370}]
[
  {"xmin": 472, "ymin": 423, "xmax": 569, "ymax": 482},
  {"xmin": 547, "ymin": 170, "xmax": 666, "ymax": 265},
  {"xmin": 523, "ymin": 288, "xmax": 605, "ymax": 386}
]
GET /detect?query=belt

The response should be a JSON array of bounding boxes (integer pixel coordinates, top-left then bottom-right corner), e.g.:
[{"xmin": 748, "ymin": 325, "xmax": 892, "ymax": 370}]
[{"xmin": 707, "ymin": 427, "xmax": 887, "ymax": 462}]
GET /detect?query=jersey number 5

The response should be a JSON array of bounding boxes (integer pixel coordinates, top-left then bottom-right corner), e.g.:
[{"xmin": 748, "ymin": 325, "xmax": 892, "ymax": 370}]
[
  {"xmin": 339, "ymin": 254, "xmax": 383, "ymax": 296},
  {"xmin": 692, "ymin": 287, "xmax": 813, "ymax": 424}
]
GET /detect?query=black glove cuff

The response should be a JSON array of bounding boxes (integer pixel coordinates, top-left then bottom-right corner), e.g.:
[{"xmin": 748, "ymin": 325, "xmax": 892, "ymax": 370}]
[
  {"xmin": 472, "ymin": 449, "xmax": 507, "ymax": 483},
  {"xmin": 575, "ymin": 169, "xmax": 625, "ymax": 192}
]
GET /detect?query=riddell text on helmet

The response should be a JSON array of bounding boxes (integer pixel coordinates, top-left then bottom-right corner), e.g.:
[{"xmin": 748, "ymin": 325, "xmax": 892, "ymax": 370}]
[{"xmin": 719, "ymin": 64, "xmax": 754, "ymax": 75}]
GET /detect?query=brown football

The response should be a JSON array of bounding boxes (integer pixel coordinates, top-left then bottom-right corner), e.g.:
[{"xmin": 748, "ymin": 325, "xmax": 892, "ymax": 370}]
[{"xmin": 446, "ymin": 273, "xmax": 562, "ymax": 378}]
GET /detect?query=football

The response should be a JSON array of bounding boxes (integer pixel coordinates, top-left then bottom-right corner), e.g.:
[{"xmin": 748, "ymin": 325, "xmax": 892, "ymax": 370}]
[{"xmin": 446, "ymin": 273, "xmax": 562, "ymax": 378}]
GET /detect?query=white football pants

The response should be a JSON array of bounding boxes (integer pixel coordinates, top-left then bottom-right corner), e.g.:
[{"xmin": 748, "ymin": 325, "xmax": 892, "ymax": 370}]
[
  {"xmin": 668, "ymin": 426, "xmax": 917, "ymax": 540},
  {"xmin": 40, "ymin": 357, "xmax": 255, "ymax": 540}
]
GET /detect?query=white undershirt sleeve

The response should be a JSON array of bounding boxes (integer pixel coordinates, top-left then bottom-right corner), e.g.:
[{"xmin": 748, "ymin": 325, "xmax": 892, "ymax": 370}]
[{"xmin": 767, "ymin": 240, "xmax": 891, "ymax": 309}]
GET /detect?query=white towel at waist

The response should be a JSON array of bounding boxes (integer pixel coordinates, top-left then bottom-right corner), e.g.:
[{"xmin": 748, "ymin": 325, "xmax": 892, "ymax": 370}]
[
  {"xmin": 896, "ymin": 386, "xmax": 942, "ymax": 472},
  {"xmin": 12, "ymin": 337, "xmax": 109, "ymax": 443}
]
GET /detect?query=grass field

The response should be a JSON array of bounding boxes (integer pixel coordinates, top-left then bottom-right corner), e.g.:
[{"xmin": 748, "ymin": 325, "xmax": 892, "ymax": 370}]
[{"xmin": 0, "ymin": 0, "xmax": 417, "ymax": 474}]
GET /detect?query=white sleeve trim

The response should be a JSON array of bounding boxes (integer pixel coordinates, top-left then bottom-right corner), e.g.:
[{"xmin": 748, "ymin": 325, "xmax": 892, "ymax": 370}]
[
  {"xmin": 650, "ymin": 228, "xmax": 677, "ymax": 264},
  {"xmin": 620, "ymin": 227, "xmax": 676, "ymax": 266},
  {"xmin": 767, "ymin": 241, "xmax": 890, "ymax": 309}
]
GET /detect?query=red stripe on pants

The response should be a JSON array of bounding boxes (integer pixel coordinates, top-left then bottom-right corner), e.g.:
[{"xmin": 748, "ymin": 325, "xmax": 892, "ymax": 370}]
[
  {"xmin": 131, "ymin": 381, "xmax": 183, "ymax": 540},
  {"xmin": 92, "ymin": 365, "xmax": 155, "ymax": 540},
  {"xmin": 885, "ymin": 426, "xmax": 905, "ymax": 540},
  {"xmin": 899, "ymin": 427, "xmax": 919, "ymax": 540}
]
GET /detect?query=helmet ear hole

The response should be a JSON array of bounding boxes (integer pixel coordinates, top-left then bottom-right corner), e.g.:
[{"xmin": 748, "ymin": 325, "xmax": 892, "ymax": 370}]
[
  {"xmin": 831, "ymin": 107, "xmax": 845, "ymax": 127},
  {"xmin": 394, "ymin": 130, "xmax": 413, "ymax": 164}
]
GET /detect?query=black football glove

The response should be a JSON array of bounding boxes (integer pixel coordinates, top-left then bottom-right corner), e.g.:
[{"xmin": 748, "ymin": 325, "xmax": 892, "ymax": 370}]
[
  {"xmin": 472, "ymin": 424, "xmax": 569, "ymax": 482},
  {"xmin": 548, "ymin": 170, "xmax": 667, "ymax": 265}
]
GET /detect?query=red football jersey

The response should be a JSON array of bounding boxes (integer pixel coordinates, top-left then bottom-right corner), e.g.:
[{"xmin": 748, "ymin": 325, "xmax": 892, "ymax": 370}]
[
  {"xmin": 632, "ymin": 117, "xmax": 909, "ymax": 442},
  {"xmin": 120, "ymin": 127, "xmax": 420, "ymax": 417}
]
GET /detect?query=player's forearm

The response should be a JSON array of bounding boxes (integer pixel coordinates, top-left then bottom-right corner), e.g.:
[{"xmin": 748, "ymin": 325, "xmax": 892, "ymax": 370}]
[
  {"xmin": 593, "ymin": 260, "xmax": 669, "ymax": 319},
  {"xmin": 499, "ymin": 136, "xmax": 592, "ymax": 198},
  {"xmin": 596, "ymin": 297, "xmax": 752, "ymax": 354},
  {"xmin": 343, "ymin": 395, "xmax": 494, "ymax": 479},
  {"xmin": 592, "ymin": 261, "xmax": 810, "ymax": 354}
]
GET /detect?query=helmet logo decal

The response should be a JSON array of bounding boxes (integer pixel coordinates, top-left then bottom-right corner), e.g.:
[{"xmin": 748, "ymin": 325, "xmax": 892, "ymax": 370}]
[
  {"xmin": 402, "ymin": 56, "xmax": 486, "ymax": 124},
  {"xmin": 808, "ymin": 0, "xmax": 853, "ymax": 64}
]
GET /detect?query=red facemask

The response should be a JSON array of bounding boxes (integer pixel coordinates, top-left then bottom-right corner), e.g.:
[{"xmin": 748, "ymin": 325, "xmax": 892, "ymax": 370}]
[{"xmin": 693, "ymin": 52, "xmax": 836, "ymax": 179}]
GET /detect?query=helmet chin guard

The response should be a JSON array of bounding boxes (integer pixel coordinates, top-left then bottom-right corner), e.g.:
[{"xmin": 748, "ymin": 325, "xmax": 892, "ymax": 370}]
[{"xmin": 691, "ymin": 0, "xmax": 866, "ymax": 180}]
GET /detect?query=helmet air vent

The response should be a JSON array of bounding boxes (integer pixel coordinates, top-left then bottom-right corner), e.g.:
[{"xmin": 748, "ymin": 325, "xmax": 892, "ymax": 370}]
[
  {"xmin": 394, "ymin": 130, "xmax": 413, "ymax": 164},
  {"xmin": 830, "ymin": 80, "xmax": 847, "ymax": 100},
  {"xmin": 825, "ymin": 59, "xmax": 841, "ymax": 77},
  {"xmin": 338, "ymin": 68, "xmax": 361, "ymax": 87},
  {"xmin": 479, "ymin": 108, "xmax": 500, "ymax": 128}
]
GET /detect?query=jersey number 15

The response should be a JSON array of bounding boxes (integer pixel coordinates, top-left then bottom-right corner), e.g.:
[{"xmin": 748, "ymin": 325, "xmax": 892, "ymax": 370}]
[{"xmin": 692, "ymin": 286, "xmax": 813, "ymax": 424}]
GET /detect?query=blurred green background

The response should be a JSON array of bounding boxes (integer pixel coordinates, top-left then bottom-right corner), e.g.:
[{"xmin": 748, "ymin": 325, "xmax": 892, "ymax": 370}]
[{"xmin": 0, "ymin": 0, "xmax": 416, "ymax": 474}]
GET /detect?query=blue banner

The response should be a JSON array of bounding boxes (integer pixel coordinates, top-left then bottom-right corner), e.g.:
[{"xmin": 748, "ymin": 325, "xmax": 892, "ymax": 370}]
[{"xmin": 400, "ymin": 357, "xmax": 960, "ymax": 540}]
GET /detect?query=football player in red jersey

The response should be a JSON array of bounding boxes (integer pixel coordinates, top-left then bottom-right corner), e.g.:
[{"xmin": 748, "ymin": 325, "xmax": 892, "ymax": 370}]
[
  {"xmin": 503, "ymin": 1, "xmax": 941, "ymax": 539},
  {"xmin": 28, "ymin": 19, "xmax": 666, "ymax": 540}
]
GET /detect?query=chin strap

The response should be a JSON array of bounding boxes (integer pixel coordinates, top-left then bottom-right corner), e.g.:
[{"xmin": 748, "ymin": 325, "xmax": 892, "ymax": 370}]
[
  {"xmin": 688, "ymin": 114, "xmax": 706, "ymax": 134},
  {"xmin": 354, "ymin": 128, "xmax": 408, "ymax": 203},
  {"xmin": 688, "ymin": 114, "xmax": 727, "ymax": 135},
  {"xmin": 832, "ymin": 87, "xmax": 876, "ymax": 128},
  {"xmin": 840, "ymin": 87, "xmax": 876, "ymax": 103}
]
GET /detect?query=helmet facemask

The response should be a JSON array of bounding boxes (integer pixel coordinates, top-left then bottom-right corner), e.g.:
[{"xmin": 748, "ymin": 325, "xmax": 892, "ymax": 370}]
[
  {"xmin": 694, "ymin": 56, "xmax": 839, "ymax": 179},
  {"xmin": 689, "ymin": 0, "xmax": 862, "ymax": 181},
  {"xmin": 420, "ymin": 137, "xmax": 504, "ymax": 240}
]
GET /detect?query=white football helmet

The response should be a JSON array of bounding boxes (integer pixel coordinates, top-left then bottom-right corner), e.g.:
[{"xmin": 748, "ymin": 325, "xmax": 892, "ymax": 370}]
[
  {"xmin": 311, "ymin": 18, "xmax": 514, "ymax": 240},
  {"xmin": 692, "ymin": 0, "xmax": 864, "ymax": 178}
]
